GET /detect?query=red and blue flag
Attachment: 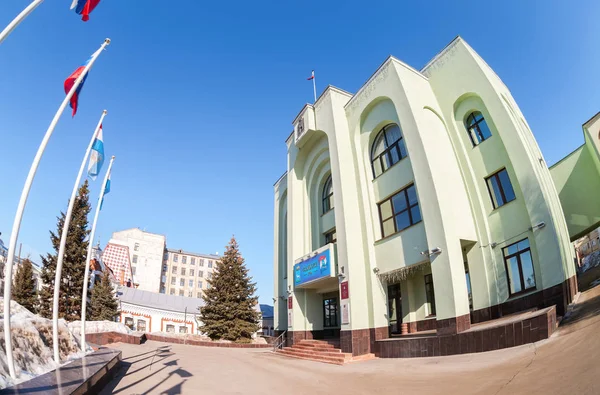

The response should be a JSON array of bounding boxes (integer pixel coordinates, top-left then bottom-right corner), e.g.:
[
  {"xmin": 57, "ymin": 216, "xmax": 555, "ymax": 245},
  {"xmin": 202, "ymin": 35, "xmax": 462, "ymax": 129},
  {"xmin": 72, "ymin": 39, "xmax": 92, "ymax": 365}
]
[
  {"xmin": 64, "ymin": 56, "xmax": 92, "ymax": 117},
  {"xmin": 70, "ymin": 0, "xmax": 102, "ymax": 22}
]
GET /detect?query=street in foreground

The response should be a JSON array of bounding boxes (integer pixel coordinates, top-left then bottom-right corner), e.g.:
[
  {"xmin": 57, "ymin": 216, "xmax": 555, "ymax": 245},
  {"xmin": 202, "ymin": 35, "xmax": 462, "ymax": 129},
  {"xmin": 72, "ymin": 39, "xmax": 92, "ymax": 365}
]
[{"xmin": 101, "ymin": 283, "xmax": 600, "ymax": 395}]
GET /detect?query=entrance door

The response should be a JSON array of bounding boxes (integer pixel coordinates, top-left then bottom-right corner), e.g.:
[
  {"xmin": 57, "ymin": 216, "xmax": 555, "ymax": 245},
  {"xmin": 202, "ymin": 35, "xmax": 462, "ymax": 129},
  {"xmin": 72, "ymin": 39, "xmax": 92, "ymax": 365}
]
[
  {"xmin": 323, "ymin": 297, "xmax": 339, "ymax": 338},
  {"xmin": 387, "ymin": 283, "xmax": 402, "ymax": 335}
]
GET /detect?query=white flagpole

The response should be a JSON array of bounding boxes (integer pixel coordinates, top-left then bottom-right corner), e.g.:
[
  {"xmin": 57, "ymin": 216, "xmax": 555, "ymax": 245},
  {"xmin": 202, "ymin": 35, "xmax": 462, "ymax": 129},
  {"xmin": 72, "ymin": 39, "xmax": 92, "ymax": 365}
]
[
  {"xmin": 311, "ymin": 70, "xmax": 317, "ymax": 103},
  {"xmin": 80, "ymin": 155, "xmax": 114, "ymax": 352},
  {"xmin": 51, "ymin": 110, "xmax": 107, "ymax": 364},
  {"xmin": 0, "ymin": 0, "xmax": 45, "ymax": 45},
  {"xmin": 2, "ymin": 38, "xmax": 110, "ymax": 379}
]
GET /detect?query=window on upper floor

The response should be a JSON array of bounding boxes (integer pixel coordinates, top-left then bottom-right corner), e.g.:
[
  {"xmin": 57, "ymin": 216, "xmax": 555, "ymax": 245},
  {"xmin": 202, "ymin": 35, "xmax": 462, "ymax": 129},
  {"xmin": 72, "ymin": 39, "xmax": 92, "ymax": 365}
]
[
  {"xmin": 322, "ymin": 174, "xmax": 334, "ymax": 213},
  {"xmin": 208, "ymin": 260, "xmax": 213, "ymax": 268},
  {"xmin": 181, "ymin": 267, "xmax": 186, "ymax": 276},
  {"xmin": 180, "ymin": 278, "xmax": 185, "ymax": 286},
  {"xmin": 199, "ymin": 259, "xmax": 205, "ymax": 267},
  {"xmin": 171, "ymin": 266, "xmax": 177, "ymax": 274},
  {"xmin": 191, "ymin": 257, "xmax": 196, "ymax": 265},
  {"xmin": 182, "ymin": 256, "xmax": 187, "ymax": 264},
  {"xmin": 378, "ymin": 184, "xmax": 422, "ymax": 238},
  {"xmin": 171, "ymin": 277, "xmax": 176, "ymax": 285},
  {"xmin": 324, "ymin": 228, "xmax": 337, "ymax": 245},
  {"xmin": 173, "ymin": 254, "xmax": 178, "ymax": 262},
  {"xmin": 132, "ymin": 254, "xmax": 138, "ymax": 264},
  {"xmin": 179, "ymin": 289, "xmax": 184, "ymax": 296},
  {"xmin": 485, "ymin": 168, "xmax": 516, "ymax": 209},
  {"xmin": 465, "ymin": 111, "xmax": 492, "ymax": 146},
  {"xmin": 371, "ymin": 124, "xmax": 407, "ymax": 178},
  {"xmin": 199, "ymin": 270, "xmax": 204, "ymax": 278},
  {"xmin": 134, "ymin": 243, "xmax": 140, "ymax": 251},
  {"xmin": 190, "ymin": 269, "xmax": 195, "ymax": 276}
]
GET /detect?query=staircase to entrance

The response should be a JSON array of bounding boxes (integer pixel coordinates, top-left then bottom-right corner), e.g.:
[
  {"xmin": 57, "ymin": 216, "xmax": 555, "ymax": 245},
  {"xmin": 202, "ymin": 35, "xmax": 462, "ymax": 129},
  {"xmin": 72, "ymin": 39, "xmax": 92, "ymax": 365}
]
[{"xmin": 276, "ymin": 339, "xmax": 374, "ymax": 365}]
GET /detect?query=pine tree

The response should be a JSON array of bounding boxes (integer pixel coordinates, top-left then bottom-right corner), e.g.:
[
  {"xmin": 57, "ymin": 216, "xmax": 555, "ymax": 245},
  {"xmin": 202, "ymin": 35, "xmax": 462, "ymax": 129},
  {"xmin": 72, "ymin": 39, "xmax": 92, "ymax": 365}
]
[
  {"xmin": 89, "ymin": 270, "xmax": 119, "ymax": 321},
  {"xmin": 199, "ymin": 236, "xmax": 259, "ymax": 342},
  {"xmin": 38, "ymin": 181, "xmax": 91, "ymax": 321},
  {"xmin": 12, "ymin": 258, "xmax": 37, "ymax": 313}
]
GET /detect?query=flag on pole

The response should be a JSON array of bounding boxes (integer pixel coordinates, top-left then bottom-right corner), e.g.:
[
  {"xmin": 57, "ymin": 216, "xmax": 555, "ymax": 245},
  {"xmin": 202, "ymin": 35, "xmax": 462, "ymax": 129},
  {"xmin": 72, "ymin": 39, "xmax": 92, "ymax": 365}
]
[
  {"xmin": 70, "ymin": 0, "xmax": 102, "ymax": 22},
  {"xmin": 87, "ymin": 125, "xmax": 104, "ymax": 180},
  {"xmin": 100, "ymin": 173, "xmax": 111, "ymax": 210},
  {"xmin": 64, "ymin": 50, "xmax": 98, "ymax": 117},
  {"xmin": 307, "ymin": 70, "xmax": 315, "ymax": 80}
]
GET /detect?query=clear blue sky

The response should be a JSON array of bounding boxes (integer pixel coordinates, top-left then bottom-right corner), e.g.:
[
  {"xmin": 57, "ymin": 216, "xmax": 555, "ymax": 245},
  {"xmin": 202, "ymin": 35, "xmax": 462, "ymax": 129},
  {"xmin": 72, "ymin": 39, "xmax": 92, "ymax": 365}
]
[{"xmin": 0, "ymin": 1, "xmax": 598, "ymax": 304}]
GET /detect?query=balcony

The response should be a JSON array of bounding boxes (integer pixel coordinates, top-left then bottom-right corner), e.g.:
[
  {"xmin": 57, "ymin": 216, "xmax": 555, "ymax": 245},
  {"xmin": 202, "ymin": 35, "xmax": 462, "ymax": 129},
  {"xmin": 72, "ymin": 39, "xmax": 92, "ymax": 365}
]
[{"xmin": 293, "ymin": 105, "xmax": 317, "ymax": 148}]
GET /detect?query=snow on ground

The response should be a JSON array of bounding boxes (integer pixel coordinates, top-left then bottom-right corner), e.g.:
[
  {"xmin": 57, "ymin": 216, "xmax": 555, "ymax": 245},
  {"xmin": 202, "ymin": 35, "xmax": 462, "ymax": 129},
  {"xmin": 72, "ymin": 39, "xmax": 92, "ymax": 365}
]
[
  {"xmin": 68, "ymin": 320, "xmax": 131, "ymax": 336},
  {"xmin": 581, "ymin": 251, "xmax": 600, "ymax": 273},
  {"xmin": 0, "ymin": 298, "xmax": 87, "ymax": 389}
]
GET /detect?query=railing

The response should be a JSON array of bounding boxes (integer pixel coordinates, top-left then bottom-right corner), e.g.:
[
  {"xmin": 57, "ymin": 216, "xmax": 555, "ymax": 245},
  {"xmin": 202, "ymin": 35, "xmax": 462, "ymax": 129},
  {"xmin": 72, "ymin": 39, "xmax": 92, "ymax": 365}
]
[{"xmin": 272, "ymin": 330, "xmax": 287, "ymax": 352}]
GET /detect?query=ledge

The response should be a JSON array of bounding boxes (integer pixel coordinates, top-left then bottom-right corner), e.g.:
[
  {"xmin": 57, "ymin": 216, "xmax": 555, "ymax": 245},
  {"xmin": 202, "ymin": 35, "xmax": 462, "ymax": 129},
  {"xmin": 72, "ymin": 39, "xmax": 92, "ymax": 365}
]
[
  {"xmin": 2, "ymin": 348, "xmax": 121, "ymax": 394},
  {"xmin": 145, "ymin": 334, "xmax": 271, "ymax": 348}
]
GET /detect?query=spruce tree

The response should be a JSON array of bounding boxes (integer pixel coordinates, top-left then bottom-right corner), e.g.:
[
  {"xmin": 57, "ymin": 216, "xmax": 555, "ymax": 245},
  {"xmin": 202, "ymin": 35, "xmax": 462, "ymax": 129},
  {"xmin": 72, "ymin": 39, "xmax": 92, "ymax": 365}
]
[
  {"xmin": 38, "ymin": 181, "xmax": 91, "ymax": 321},
  {"xmin": 89, "ymin": 271, "xmax": 119, "ymax": 321},
  {"xmin": 12, "ymin": 258, "xmax": 37, "ymax": 313},
  {"xmin": 199, "ymin": 236, "xmax": 259, "ymax": 341}
]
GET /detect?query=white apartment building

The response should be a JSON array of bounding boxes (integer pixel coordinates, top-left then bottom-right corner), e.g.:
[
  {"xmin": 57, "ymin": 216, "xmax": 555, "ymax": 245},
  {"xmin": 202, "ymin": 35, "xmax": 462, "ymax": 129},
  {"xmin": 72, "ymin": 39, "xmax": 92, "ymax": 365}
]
[
  {"xmin": 162, "ymin": 249, "xmax": 220, "ymax": 298},
  {"xmin": 109, "ymin": 228, "xmax": 166, "ymax": 293}
]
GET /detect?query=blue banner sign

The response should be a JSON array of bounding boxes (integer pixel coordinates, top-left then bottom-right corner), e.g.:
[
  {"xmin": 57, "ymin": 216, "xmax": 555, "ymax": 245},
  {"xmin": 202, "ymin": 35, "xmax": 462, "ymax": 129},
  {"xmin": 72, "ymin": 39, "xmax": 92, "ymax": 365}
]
[{"xmin": 294, "ymin": 248, "xmax": 333, "ymax": 287}]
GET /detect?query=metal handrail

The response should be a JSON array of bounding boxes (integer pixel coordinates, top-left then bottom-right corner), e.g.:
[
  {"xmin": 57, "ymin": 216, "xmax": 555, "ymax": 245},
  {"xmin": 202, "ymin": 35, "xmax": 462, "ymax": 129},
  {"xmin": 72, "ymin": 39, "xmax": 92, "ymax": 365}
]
[{"xmin": 273, "ymin": 330, "xmax": 287, "ymax": 352}]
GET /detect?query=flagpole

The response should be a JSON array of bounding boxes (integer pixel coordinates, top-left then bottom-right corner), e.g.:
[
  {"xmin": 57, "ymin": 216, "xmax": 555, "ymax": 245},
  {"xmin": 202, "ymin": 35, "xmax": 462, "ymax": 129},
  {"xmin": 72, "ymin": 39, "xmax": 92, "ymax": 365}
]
[
  {"xmin": 51, "ymin": 110, "xmax": 107, "ymax": 364},
  {"xmin": 3, "ymin": 38, "xmax": 110, "ymax": 380},
  {"xmin": 81, "ymin": 155, "xmax": 114, "ymax": 351},
  {"xmin": 0, "ymin": 0, "xmax": 45, "ymax": 45},
  {"xmin": 312, "ymin": 70, "xmax": 317, "ymax": 103}
]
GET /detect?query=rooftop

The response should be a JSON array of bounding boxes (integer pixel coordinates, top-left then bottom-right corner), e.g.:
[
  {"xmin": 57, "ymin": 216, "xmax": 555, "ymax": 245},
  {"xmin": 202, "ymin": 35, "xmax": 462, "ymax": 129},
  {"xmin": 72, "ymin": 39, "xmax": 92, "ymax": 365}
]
[
  {"xmin": 166, "ymin": 248, "xmax": 220, "ymax": 259},
  {"xmin": 117, "ymin": 286, "xmax": 204, "ymax": 313}
]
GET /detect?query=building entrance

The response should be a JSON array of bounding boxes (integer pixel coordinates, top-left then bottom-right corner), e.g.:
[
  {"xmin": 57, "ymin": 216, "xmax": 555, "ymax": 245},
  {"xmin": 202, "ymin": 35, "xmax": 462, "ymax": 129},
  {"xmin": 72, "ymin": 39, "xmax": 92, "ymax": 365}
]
[
  {"xmin": 323, "ymin": 293, "xmax": 340, "ymax": 338},
  {"xmin": 387, "ymin": 283, "xmax": 402, "ymax": 335}
]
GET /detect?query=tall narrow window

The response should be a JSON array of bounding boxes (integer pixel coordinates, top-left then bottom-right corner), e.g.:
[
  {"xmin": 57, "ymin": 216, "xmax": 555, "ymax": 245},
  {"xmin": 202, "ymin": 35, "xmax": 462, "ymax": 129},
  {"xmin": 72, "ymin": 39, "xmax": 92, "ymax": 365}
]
[
  {"xmin": 465, "ymin": 111, "xmax": 492, "ymax": 146},
  {"xmin": 424, "ymin": 274, "xmax": 436, "ymax": 316},
  {"xmin": 485, "ymin": 168, "xmax": 516, "ymax": 209},
  {"xmin": 324, "ymin": 228, "xmax": 337, "ymax": 245},
  {"xmin": 182, "ymin": 256, "xmax": 187, "ymax": 264},
  {"xmin": 503, "ymin": 238, "xmax": 535, "ymax": 295},
  {"xmin": 378, "ymin": 184, "xmax": 422, "ymax": 238},
  {"xmin": 371, "ymin": 124, "xmax": 407, "ymax": 178},
  {"xmin": 322, "ymin": 174, "xmax": 334, "ymax": 213}
]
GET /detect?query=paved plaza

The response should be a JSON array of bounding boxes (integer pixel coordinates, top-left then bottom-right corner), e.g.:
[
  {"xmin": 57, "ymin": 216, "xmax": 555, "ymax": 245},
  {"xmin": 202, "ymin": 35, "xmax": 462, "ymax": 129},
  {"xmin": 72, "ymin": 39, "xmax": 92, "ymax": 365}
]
[{"xmin": 100, "ymin": 283, "xmax": 600, "ymax": 395}]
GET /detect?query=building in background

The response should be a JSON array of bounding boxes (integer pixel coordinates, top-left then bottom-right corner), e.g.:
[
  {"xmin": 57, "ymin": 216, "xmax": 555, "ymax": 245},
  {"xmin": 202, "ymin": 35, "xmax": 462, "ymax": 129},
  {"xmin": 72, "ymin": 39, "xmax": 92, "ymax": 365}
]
[
  {"xmin": 574, "ymin": 228, "xmax": 600, "ymax": 259},
  {"xmin": 118, "ymin": 286, "xmax": 202, "ymax": 333},
  {"xmin": 273, "ymin": 36, "xmax": 583, "ymax": 356},
  {"xmin": 109, "ymin": 228, "xmax": 166, "ymax": 292},
  {"xmin": 102, "ymin": 243, "xmax": 133, "ymax": 286},
  {"xmin": 162, "ymin": 249, "xmax": 220, "ymax": 298},
  {"xmin": 259, "ymin": 304, "xmax": 274, "ymax": 336}
]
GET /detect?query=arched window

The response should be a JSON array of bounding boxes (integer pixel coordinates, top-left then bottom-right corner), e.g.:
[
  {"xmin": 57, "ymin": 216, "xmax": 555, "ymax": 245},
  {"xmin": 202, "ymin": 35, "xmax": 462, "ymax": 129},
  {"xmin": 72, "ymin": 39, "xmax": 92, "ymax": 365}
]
[
  {"xmin": 322, "ymin": 174, "xmax": 334, "ymax": 213},
  {"xmin": 465, "ymin": 111, "xmax": 492, "ymax": 146},
  {"xmin": 371, "ymin": 124, "xmax": 407, "ymax": 178}
]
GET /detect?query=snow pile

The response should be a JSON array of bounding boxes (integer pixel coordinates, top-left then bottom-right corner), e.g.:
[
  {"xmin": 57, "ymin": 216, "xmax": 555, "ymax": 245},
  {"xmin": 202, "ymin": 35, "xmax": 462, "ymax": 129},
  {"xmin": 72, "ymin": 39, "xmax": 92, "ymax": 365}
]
[
  {"xmin": 0, "ymin": 298, "xmax": 87, "ymax": 390},
  {"xmin": 68, "ymin": 320, "xmax": 131, "ymax": 336},
  {"xmin": 581, "ymin": 251, "xmax": 600, "ymax": 273}
]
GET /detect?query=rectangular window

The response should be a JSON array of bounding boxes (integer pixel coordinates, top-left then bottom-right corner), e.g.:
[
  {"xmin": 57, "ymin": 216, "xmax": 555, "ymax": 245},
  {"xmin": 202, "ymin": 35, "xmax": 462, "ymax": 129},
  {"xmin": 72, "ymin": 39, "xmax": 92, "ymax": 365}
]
[
  {"xmin": 171, "ymin": 278, "xmax": 176, "ymax": 285},
  {"xmin": 173, "ymin": 254, "xmax": 178, "ymax": 262},
  {"xmin": 189, "ymin": 279, "xmax": 193, "ymax": 287},
  {"xmin": 132, "ymin": 254, "xmax": 138, "ymax": 264},
  {"xmin": 179, "ymin": 326, "xmax": 188, "ymax": 334},
  {"xmin": 324, "ymin": 229, "xmax": 337, "ymax": 245},
  {"xmin": 197, "ymin": 292, "xmax": 202, "ymax": 298},
  {"xmin": 166, "ymin": 324, "xmax": 175, "ymax": 332},
  {"xmin": 169, "ymin": 289, "xmax": 175, "ymax": 295},
  {"xmin": 485, "ymin": 168, "xmax": 516, "ymax": 209},
  {"xmin": 199, "ymin": 271, "xmax": 204, "ymax": 278},
  {"xmin": 424, "ymin": 274, "xmax": 436, "ymax": 316},
  {"xmin": 137, "ymin": 319, "xmax": 146, "ymax": 332},
  {"xmin": 124, "ymin": 317, "xmax": 134, "ymax": 329},
  {"xmin": 163, "ymin": 264, "xmax": 167, "ymax": 272},
  {"xmin": 191, "ymin": 257, "xmax": 196, "ymax": 265},
  {"xmin": 190, "ymin": 269, "xmax": 195, "ymax": 277},
  {"xmin": 188, "ymin": 291, "xmax": 193, "ymax": 297},
  {"xmin": 134, "ymin": 243, "xmax": 140, "ymax": 251},
  {"xmin": 207, "ymin": 272, "xmax": 212, "ymax": 279},
  {"xmin": 182, "ymin": 256, "xmax": 187, "ymax": 264},
  {"xmin": 171, "ymin": 266, "xmax": 177, "ymax": 274},
  {"xmin": 181, "ymin": 268, "xmax": 186, "ymax": 276},
  {"xmin": 208, "ymin": 260, "xmax": 213, "ymax": 268},
  {"xmin": 179, "ymin": 290, "xmax": 184, "ymax": 296},
  {"xmin": 503, "ymin": 238, "xmax": 536, "ymax": 296},
  {"xmin": 180, "ymin": 279, "xmax": 185, "ymax": 286},
  {"xmin": 160, "ymin": 287, "xmax": 165, "ymax": 294},
  {"xmin": 378, "ymin": 184, "xmax": 422, "ymax": 238},
  {"xmin": 131, "ymin": 266, "xmax": 137, "ymax": 275},
  {"xmin": 199, "ymin": 259, "xmax": 205, "ymax": 267},
  {"xmin": 198, "ymin": 281, "xmax": 203, "ymax": 288}
]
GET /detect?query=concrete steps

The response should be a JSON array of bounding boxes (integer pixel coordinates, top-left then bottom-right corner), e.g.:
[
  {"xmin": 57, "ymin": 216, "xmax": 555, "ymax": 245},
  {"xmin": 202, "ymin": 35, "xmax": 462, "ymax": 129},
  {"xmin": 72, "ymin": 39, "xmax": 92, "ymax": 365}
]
[{"xmin": 275, "ymin": 339, "xmax": 375, "ymax": 365}]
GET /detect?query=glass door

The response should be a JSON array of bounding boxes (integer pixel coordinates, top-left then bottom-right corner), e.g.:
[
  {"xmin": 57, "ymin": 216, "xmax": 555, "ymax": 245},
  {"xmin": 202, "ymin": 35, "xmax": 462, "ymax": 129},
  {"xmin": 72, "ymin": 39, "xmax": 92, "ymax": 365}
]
[
  {"xmin": 387, "ymin": 283, "xmax": 402, "ymax": 335},
  {"xmin": 323, "ymin": 297, "xmax": 339, "ymax": 328}
]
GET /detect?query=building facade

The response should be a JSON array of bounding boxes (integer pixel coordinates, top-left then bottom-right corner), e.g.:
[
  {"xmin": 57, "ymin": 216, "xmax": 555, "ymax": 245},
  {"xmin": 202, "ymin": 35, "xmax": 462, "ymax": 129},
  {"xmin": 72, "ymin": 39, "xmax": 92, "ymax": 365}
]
[
  {"xmin": 273, "ymin": 37, "xmax": 578, "ymax": 355},
  {"xmin": 118, "ymin": 286, "xmax": 202, "ymax": 334},
  {"xmin": 109, "ymin": 228, "xmax": 167, "ymax": 292},
  {"xmin": 162, "ymin": 249, "xmax": 219, "ymax": 298}
]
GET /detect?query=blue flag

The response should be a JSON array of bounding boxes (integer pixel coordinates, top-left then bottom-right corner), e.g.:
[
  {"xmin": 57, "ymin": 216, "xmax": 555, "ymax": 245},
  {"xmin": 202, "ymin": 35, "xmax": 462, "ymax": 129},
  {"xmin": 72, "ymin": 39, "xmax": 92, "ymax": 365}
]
[
  {"xmin": 100, "ymin": 174, "xmax": 111, "ymax": 210},
  {"xmin": 88, "ymin": 125, "xmax": 104, "ymax": 180}
]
